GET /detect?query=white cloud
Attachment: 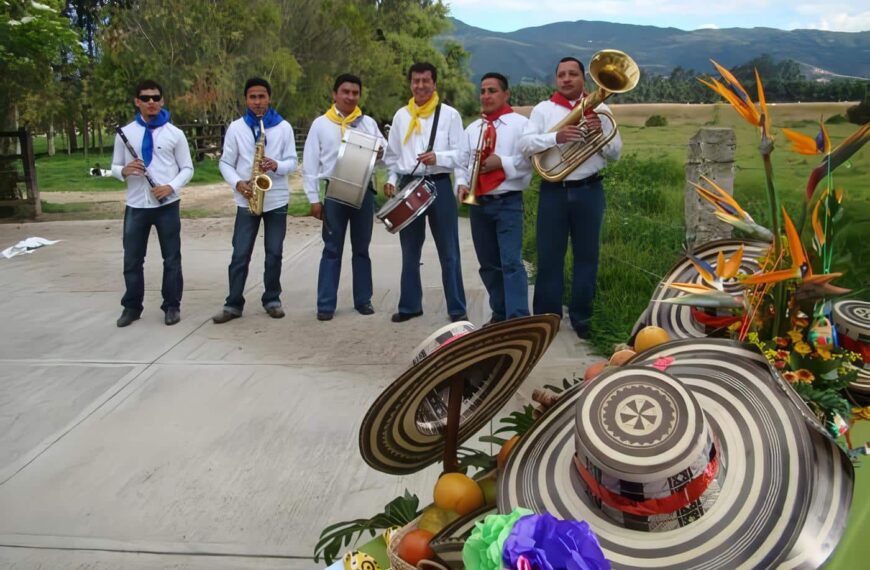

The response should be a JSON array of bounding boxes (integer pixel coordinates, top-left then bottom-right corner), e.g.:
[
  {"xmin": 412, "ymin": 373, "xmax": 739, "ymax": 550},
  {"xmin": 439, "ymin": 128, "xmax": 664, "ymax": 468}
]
[
  {"xmin": 698, "ymin": 24, "xmax": 720, "ymax": 29},
  {"xmin": 809, "ymin": 12, "xmax": 870, "ymax": 32}
]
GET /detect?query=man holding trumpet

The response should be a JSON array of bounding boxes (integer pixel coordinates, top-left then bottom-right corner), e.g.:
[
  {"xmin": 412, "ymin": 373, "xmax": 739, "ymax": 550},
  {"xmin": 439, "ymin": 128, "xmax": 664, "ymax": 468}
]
[{"xmin": 457, "ymin": 72, "xmax": 532, "ymax": 324}]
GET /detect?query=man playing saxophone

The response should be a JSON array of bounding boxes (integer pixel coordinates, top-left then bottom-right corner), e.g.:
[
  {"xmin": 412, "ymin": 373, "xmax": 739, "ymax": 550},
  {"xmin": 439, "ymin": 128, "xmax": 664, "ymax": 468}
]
[
  {"xmin": 519, "ymin": 57, "xmax": 622, "ymax": 340},
  {"xmin": 213, "ymin": 77, "xmax": 298, "ymax": 323},
  {"xmin": 456, "ymin": 72, "xmax": 532, "ymax": 325}
]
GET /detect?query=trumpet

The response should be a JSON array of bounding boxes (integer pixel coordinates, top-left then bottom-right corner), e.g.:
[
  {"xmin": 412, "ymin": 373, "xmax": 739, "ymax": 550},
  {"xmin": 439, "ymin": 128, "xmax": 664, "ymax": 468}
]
[
  {"xmin": 532, "ymin": 49, "xmax": 639, "ymax": 182},
  {"xmin": 462, "ymin": 113, "xmax": 487, "ymax": 206},
  {"xmin": 248, "ymin": 116, "xmax": 272, "ymax": 215}
]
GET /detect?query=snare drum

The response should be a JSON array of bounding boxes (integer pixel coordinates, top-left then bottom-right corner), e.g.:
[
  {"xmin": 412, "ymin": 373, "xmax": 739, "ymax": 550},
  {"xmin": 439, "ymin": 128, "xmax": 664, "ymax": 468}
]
[
  {"xmin": 326, "ymin": 130, "xmax": 380, "ymax": 209},
  {"xmin": 375, "ymin": 177, "xmax": 436, "ymax": 233}
]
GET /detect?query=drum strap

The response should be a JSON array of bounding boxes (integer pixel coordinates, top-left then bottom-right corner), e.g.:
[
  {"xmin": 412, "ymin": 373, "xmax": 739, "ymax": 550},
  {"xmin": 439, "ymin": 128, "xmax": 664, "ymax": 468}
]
[{"xmin": 408, "ymin": 103, "xmax": 442, "ymax": 179}]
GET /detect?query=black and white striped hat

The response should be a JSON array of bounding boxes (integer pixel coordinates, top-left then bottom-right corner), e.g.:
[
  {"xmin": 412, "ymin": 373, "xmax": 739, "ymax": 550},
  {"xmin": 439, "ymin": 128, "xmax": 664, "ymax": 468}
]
[
  {"xmin": 832, "ymin": 299, "xmax": 870, "ymax": 402},
  {"xmin": 498, "ymin": 339, "xmax": 853, "ymax": 569},
  {"xmin": 633, "ymin": 239, "xmax": 767, "ymax": 340},
  {"xmin": 359, "ymin": 315, "xmax": 560, "ymax": 474}
]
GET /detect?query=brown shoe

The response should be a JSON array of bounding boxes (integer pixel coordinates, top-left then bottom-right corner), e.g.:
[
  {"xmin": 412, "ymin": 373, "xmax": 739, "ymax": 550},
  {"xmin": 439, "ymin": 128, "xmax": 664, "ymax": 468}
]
[
  {"xmin": 212, "ymin": 310, "xmax": 240, "ymax": 324},
  {"xmin": 266, "ymin": 306, "xmax": 285, "ymax": 319}
]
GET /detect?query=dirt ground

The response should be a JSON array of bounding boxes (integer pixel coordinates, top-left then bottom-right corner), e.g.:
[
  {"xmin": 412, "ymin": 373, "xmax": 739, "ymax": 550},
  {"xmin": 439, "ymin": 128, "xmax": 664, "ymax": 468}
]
[{"xmin": 36, "ymin": 174, "xmax": 306, "ymax": 221}]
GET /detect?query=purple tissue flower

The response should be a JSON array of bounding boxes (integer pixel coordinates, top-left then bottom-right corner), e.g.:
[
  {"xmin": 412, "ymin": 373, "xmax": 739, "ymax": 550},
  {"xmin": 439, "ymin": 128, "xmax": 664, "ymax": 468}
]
[{"xmin": 502, "ymin": 513, "xmax": 611, "ymax": 570}]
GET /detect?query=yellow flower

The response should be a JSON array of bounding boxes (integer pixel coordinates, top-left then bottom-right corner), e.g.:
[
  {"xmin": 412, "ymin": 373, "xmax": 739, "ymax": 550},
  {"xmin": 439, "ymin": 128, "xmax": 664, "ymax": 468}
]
[
  {"xmin": 787, "ymin": 330, "xmax": 803, "ymax": 343},
  {"xmin": 815, "ymin": 346, "xmax": 832, "ymax": 361},
  {"xmin": 783, "ymin": 371, "xmax": 798, "ymax": 383},
  {"xmin": 794, "ymin": 342, "xmax": 812, "ymax": 355}
]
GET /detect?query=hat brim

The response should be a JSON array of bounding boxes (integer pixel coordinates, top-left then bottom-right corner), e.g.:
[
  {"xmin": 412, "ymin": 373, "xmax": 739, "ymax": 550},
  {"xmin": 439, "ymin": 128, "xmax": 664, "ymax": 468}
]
[
  {"xmin": 498, "ymin": 339, "xmax": 853, "ymax": 569},
  {"xmin": 359, "ymin": 315, "xmax": 560, "ymax": 474},
  {"xmin": 633, "ymin": 239, "xmax": 768, "ymax": 340},
  {"xmin": 429, "ymin": 505, "xmax": 496, "ymax": 569}
]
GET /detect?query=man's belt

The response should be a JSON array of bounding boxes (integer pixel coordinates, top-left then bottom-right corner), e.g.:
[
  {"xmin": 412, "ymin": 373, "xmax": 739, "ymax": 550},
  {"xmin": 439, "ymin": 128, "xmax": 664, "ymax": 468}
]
[{"xmin": 547, "ymin": 173, "xmax": 603, "ymax": 188}]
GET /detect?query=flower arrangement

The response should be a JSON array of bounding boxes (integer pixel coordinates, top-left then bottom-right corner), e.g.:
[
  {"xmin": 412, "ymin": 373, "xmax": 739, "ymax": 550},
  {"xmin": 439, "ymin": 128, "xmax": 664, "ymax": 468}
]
[
  {"xmin": 463, "ymin": 509, "xmax": 611, "ymax": 570},
  {"xmin": 660, "ymin": 60, "xmax": 868, "ymax": 436}
]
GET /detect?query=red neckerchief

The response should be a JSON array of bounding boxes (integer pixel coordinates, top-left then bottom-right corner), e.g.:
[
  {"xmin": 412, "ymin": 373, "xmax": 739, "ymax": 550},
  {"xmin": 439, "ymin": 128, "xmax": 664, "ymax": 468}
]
[
  {"xmin": 550, "ymin": 91, "xmax": 597, "ymax": 119},
  {"xmin": 476, "ymin": 105, "xmax": 512, "ymax": 195}
]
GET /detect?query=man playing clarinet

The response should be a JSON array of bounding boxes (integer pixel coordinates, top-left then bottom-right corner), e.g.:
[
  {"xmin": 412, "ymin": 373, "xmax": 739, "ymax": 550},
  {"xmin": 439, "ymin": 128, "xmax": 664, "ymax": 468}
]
[{"xmin": 112, "ymin": 79, "xmax": 194, "ymax": 328}]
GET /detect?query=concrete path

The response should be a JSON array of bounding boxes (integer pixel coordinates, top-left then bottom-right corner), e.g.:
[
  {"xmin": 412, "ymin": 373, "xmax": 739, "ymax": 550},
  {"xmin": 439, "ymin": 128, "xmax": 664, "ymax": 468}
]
[{"xmin": 0, "ymin": 216, "xmax": 595, "ymax": 569}]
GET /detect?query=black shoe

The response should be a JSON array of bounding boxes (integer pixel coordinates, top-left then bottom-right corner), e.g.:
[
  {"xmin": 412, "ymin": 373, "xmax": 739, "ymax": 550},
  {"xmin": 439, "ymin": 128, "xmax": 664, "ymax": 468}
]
[
  {"xmin": 574, "ymin": 326, "xmax": 591, "ymax": 340},
  {"xmin": 356, "ymin": 303, "xmax": 375, "ymax": 316},
  {"xmin": 317, "ymin": 312, "xmax": 334, "ymax": 321},
  {"xmin": 164, "ymin": 308, "xmax": 181, "ymax": 326},
  {"xmin": 450, "ymin": 313, "xmax": 469, "ymax": 323},
  {"xmin": 116, "ymin": 309, "xmax": 141, "ymax": 328},
  {"xmin": 483, "ymin": 315, "xmax": 505, "ymax": 328},
  {"xmin": 212, "ymin": 310, "xmax": 240, "ymax": 324},
  {"xmin": 266, "ymin": 306, "xmax": 285, "ymax": 319},
  {"xmin": 391, "ymin": 310, "xmax": 423, "ymax": 323}
]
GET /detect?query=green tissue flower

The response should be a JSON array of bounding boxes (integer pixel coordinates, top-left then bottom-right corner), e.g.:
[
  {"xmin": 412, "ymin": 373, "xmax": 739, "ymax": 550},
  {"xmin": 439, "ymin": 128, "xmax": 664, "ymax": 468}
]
[{"xmin": 462, "ymin": 508, "xmax": 532, "ymax": 570}]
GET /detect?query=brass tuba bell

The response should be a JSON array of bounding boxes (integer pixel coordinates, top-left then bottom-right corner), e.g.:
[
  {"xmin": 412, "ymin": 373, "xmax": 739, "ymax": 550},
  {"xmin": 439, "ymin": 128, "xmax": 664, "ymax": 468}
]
[{"xmin": 532, "ymin": 49, "xmax": 640, "ymax": 183}]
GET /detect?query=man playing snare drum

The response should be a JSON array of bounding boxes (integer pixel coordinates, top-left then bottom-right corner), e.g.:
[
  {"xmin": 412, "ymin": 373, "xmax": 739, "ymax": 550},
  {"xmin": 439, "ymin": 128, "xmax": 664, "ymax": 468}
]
[
  {"xmin": 302, "ymin": 74, "xmax": 386, "ymax": 321},
  {"xmin": 383, "ymin": 62, "xmax": 467, "ymax": 323}
]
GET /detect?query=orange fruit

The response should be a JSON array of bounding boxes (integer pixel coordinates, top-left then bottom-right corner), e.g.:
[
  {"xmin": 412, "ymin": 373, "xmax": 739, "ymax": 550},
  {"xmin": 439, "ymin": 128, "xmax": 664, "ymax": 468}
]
[
  {"xmin": 433, "ymin": 472, "xmax": 485, "ymax": 515},
  {"xmin": 584, "ymin": 361, "xmax": 607, "ymax": 380},
  {"xmin": 609, "ymin": 348, "xmax": 636, "ymax": 366},
  {"xmin": 634, "ymin": 326, "xmax": 670, "ymax": 353},
  {"xmin": 396, "ymin": 528, "xmax": 434, "ymax": 566},
  {"xmin": 497, "ymin": 435, "xmax": 520, "ymax": 470}
]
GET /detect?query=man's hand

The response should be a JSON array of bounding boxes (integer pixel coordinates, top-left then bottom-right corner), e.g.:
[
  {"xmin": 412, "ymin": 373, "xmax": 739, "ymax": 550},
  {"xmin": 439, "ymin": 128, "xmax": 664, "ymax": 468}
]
[
  {"xmin": 555, "ymin": 125, "xmax": 585, "ymax": 144},
  {"xmin": 152, "ymin": 185, "xmax": 174, "ymax": 201},
  {"xmin": 260, "ymin": 156, "xmax": 278, "ymax": 172},
  {"xmin": 309, "ymin": 202, "xmax": 323, "ymax": 220},
  {"xmin": 376, "ymin": 147, "xmax": 385, "ymax": 160},
  {"xmin": 583, "ymin": 112, "xmax": 603, "ymax": 132},
  {"xmin": 122, "ymin": 159, "xmax": 145, "ymax": 178},
  {"xmin": 236, "ymin": 180, "xmax": 253, "ymax": 200},
  {"xmin": 384, "ymin": 183, "xmax": 396, "ymax": 198},
  {"xmin": 480, "ymin": 154, "xmax": 502, "ymax": 174},
  {"xmin": 457, "ymin": 185, "xmax": 470, "ymax": 203},
  {"xmin": 417, "ymin": 151, "xmax": 437, "ymax": 166}
]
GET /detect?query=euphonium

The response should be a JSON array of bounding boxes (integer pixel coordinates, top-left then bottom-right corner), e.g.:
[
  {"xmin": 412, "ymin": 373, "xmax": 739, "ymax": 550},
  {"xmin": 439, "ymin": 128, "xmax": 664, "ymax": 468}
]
[
  {"xmin": 248, "ymin": 117, "xmax": 272, "ymax": 215},
  {"xmin": 462, "ymin": 113, "xmax": 487, "ymax": 206},
  {"xmin": 532, "ymin": 49, "xmax": 639, "ymax": 183}
]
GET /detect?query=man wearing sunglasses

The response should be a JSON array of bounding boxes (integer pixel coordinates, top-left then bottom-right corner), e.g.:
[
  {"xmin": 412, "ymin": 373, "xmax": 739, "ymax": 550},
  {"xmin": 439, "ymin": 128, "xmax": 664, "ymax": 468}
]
[{"xmin": 112, "ymin": 79, "xmax": 194, "ymax": 328}]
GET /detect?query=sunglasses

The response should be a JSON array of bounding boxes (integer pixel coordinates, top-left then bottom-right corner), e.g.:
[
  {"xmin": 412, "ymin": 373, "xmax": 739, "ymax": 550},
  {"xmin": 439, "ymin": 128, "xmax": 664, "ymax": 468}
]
[{"xmin": 137, "ymin": 94, "xmax": 162, "ymax": 102}]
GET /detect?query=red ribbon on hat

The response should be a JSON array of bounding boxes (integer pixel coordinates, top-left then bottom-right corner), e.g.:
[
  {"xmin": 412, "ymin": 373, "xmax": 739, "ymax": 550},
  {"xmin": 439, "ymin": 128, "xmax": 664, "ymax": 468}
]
[
  {"xmin": 573, "ymin": 452, "xmax": 719, "ymax": 517},
  {"xmin": 691, "ymin": 307, "xmax": 742, "ymax": 329}
]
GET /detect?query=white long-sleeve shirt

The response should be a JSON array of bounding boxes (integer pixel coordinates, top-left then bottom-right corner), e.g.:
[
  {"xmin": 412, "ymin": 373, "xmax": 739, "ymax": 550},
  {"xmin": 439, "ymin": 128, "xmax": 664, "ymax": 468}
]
[
  {"xmin": 455, "ymin": 112, "xmax": 532, "ymax": 195},
  {"xmin": 301, "ymin": 114, "xmax": 386, "ymax": 204},
  {"xmin": 519, "ymin": 99, "xmax": 622, "ymax": 182},
  {"xmin": 384, "ymin": 101, "xmax": 464, "ymax": 186},
  {"xmin": 111, "ymin": 121, "xmax": 194, "ymax": 208},
  {"xmin": 219, "ymin": 117, "xmax": 297, "ymax": 212}
]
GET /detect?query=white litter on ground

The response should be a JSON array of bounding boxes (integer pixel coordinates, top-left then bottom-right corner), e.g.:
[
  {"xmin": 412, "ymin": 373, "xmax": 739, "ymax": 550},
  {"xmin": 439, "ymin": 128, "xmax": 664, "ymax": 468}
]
[{"xmin": 1, "ymin": 237, "xmax": 61, "ymax": 259}]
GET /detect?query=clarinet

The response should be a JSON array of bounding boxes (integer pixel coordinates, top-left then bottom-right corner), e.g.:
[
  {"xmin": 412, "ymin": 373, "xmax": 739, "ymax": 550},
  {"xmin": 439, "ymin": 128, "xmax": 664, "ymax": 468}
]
[{"xmin": 115, "ymin": 126, "xmax": 170, "ymax": 204}]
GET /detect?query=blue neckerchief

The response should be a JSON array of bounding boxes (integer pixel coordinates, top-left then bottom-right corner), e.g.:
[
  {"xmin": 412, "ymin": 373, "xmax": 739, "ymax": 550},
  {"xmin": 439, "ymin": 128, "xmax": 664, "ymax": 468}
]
[
  {"xmin": 134, "ymin": 108, "xmax": 171, "ymax": 167},
  {"xmin": 243, "ymin": 107, "xmax": 284, "ymax": 141}
]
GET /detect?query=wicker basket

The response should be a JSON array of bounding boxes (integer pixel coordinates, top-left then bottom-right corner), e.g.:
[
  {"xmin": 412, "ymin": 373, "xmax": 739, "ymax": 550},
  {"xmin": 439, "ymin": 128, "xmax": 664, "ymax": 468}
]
[{"xmin": 386, "ymin": 518, "xmax": 451, "ymax": 570}]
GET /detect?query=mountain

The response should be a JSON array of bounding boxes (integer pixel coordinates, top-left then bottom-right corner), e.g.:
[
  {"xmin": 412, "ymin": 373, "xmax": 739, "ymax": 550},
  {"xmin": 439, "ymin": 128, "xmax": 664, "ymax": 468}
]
[{"xmin": 443, "ymin": 18, "xmax": 870, "ymax": 83}]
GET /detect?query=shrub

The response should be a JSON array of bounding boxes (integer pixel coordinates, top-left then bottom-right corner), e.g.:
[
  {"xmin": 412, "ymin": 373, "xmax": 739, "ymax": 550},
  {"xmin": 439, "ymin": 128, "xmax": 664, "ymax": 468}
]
[
  {"xmin": 645, "ymin": 114, "xmax": 668, "ymax": 127},
  {"xmin": 824, "ymin": 114, "xmax": 848, "ymax": 124},
  {"xmin": 846, "ymin": 100, "xmax": 870, "ymax": 125}
]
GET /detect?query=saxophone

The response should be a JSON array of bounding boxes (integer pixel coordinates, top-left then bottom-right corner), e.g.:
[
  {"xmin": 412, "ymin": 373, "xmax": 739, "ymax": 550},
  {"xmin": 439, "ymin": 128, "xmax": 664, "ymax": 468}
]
[{"xmin": 248, "ymin": 117, "xmax": 272, "ymax": 215}]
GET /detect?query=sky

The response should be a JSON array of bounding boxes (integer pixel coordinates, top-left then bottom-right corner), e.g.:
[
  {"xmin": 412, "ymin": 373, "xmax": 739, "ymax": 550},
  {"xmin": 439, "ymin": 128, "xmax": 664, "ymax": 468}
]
[{"xmin": 447, "ymin": 0, "xmax": 870, "ymax": 33}]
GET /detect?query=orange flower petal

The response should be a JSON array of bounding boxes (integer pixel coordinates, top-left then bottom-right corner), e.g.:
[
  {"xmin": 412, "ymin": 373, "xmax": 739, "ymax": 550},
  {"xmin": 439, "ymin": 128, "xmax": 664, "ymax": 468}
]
[
  {"xmin": 782, "ymin": 128, "xmax": 819, "ymax": 155},
  {"xmin": 755, "ymin": 69, "xmax": 771, "ymax": 134},
  {"xmin": 782, "ymin": 207, "xmax": 809, "ymax": 277}
]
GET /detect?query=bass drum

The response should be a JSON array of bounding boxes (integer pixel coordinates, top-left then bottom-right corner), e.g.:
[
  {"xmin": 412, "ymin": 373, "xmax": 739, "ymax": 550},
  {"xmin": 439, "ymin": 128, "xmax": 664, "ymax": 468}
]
[
  {"xmin": 326, "ymin": 130, "xmax": 380, "ymax": 209},
  {"xmin": 375, "ymin": 177, "xmax": 436, "ymax": 234}
]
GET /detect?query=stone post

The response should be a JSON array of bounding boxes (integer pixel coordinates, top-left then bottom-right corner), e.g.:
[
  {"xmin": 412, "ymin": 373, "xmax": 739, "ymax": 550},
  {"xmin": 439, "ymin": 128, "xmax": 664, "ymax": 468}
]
[{"xmin": 684, "ymin": 127, "xmax": 736, "ymax": 248}]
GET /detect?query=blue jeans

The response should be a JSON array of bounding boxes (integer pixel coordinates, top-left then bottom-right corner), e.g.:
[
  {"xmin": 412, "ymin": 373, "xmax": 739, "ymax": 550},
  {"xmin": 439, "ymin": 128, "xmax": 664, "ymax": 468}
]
[
  {"xmin": 224, "ymin": 205, "xmax": 287, "ymax": 313},
  {"xmin": 398, "ymin": 174, "xmax": 466, "ymax": 317},
  {"xmin": 470, "ymin": 191, "xmax": 529, "ymax": 320},
  {"xmin": 121, "ymin": 201, "xmax": 182, "ymax": 313},
  {"xmin": 317, "ymin": 189, "xmax": 375, "ymax": 313},
  {"xmin": 533, "ymin": 177, "xmax": 605, "ymax": 331}
]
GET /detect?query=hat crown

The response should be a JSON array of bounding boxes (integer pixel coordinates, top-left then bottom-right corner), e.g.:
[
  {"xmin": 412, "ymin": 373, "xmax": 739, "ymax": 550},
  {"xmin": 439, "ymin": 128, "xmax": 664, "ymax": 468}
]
[{"xmin": 574, "ymin": 367, "xmax": 721, "ymax": 531}]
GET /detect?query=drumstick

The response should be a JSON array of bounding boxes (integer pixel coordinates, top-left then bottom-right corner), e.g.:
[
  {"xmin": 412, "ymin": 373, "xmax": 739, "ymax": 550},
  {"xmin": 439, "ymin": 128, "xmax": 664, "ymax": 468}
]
[{"xmin": 115, "ymin": 126, "xmax": 170, "ymax": 204}]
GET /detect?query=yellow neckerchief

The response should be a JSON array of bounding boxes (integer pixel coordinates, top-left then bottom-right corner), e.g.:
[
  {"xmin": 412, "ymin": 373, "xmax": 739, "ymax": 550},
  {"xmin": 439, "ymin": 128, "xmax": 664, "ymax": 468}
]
[
  {"xmin": 325, "ymin": 104, "xmax": 362, "ymax": 135},
  {"xmin": 403, "ymin": 92, "xmax": 440, "ymax": 145}
]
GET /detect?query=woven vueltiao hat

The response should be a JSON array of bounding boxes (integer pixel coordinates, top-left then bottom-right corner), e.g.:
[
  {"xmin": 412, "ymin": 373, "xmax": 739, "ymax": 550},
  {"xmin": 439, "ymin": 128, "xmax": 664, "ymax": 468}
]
[
  {"xmin": 832, "ymin": 299, "xmax": 870, "ymax": 403},
  {"xmin": 499, "ymin": 339, "xmax": 853, "ymax": 569},
  {"xmin": 359, "ymin": 315, "xmax": 560, "ymax": 474},
  {"xmin": 633, "ymin": 239, "xmax": 767, "ymax": 340}
]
